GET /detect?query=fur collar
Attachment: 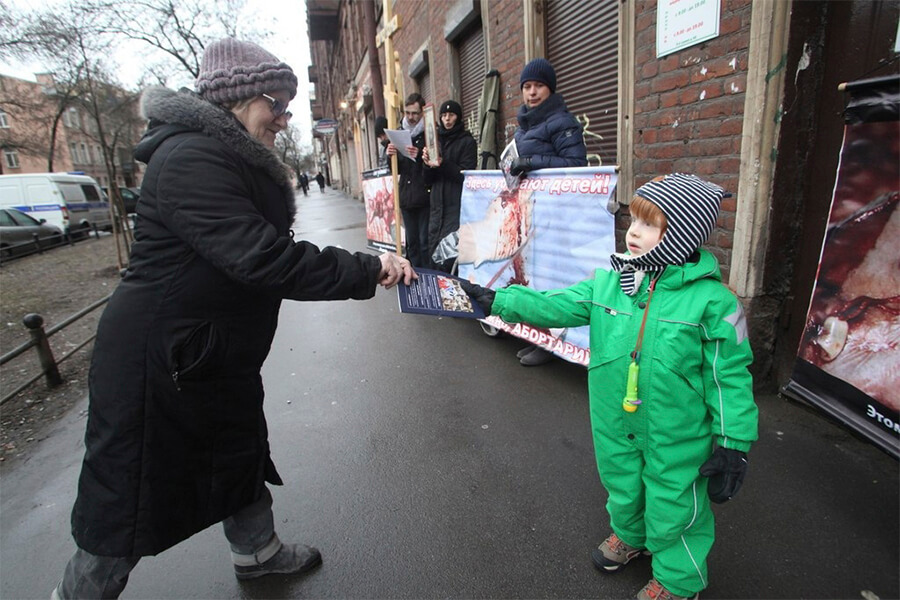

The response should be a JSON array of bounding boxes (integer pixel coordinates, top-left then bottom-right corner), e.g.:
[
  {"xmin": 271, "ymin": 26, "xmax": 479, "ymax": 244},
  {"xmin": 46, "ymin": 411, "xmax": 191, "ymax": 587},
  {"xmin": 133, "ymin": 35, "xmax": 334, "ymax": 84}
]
[{"xmin": 139, "ymin": 86, "xmax": 294, "ymax": 192}]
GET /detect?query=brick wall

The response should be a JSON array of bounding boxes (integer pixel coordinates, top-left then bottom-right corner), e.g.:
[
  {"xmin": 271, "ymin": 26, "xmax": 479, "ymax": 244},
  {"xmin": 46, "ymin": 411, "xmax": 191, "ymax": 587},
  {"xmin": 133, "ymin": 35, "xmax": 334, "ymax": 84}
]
[
  {"xmin": 630, "ymin": 0, "xmax": 753, "ymax": 283},
  {"xmin": 390, "ymin": 0, "xmax": 525, "ymax": 152}
]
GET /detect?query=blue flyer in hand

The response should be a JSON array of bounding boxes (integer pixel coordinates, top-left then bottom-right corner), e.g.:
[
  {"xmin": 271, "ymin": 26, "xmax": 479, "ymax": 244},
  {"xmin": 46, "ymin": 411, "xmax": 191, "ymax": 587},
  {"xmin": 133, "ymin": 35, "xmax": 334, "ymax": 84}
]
[{"xmin": 397, "ymin": 269, "xmax": 485, "ymax": 319}]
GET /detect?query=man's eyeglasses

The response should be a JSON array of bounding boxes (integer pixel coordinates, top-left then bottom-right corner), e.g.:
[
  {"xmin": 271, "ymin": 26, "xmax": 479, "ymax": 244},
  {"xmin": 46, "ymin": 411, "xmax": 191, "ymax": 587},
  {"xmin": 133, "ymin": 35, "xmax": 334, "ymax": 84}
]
[{"xmin": 261, "ymin": 94, "xmax": 292, "ymax": 121}]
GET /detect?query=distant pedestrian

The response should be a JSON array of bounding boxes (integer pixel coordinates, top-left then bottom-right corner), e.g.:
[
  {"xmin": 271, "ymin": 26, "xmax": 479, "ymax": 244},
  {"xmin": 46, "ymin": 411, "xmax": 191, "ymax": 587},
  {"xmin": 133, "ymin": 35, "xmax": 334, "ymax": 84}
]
[
  {"xmin": 299, "ymin": 172, "xmax": 309, "ymax": 196},
  {"xmin": 422, "ymin": 100, "xmax": 477, "ymax": 272},
  {"xmin": 52, "ymin": 37, "xmax": 415, "ymax": 599},
  {"xmin": 510, "ymin": 57, "xmax": 587, "ymax": 366},
  {"xmin": 315, "ymin": 171, "xmax": 326, "ymax": 192},
  {"xmin": 461, "ymin": 173, "xmax": 758, "ymax": 600}
]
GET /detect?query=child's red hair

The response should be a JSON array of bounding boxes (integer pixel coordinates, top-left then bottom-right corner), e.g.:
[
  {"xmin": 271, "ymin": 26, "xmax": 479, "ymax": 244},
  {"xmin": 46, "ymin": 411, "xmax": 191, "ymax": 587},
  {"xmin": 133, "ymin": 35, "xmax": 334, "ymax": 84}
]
[{"xmin": 629, "ymin": 195, "xmax": 668, "ymax": 237}]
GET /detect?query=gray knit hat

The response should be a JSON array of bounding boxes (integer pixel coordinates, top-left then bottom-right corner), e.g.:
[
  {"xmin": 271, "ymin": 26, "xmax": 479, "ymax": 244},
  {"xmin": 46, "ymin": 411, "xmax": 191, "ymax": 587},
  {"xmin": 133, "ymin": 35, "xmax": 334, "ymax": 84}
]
[{"xmin": 196, "ymin": 38, "xmax": 298, "ymax": 104}]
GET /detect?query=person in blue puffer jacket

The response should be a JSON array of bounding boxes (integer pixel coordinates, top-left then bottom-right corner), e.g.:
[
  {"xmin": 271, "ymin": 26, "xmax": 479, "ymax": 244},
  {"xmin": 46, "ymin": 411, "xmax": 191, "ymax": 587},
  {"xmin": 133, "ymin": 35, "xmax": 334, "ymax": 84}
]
[
  {"xmin": 509, "ymin": 58, "xmax": 588, "ymax": 365},
  {"xmin": 509, "ymin": 58, "xmax": 587, "ymax": 174}
]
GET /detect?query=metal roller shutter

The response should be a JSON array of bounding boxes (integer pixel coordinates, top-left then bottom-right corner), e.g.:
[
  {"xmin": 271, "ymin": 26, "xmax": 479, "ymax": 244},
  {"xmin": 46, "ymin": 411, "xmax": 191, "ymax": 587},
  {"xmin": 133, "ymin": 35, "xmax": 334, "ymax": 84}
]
[
  {"xmin": 457, "ymin": 22, "xmax": 485, "ymax": 129},
  {"xmin": 417, "ymin": 70, "xmax": 433, "ymax": 104},
  {"xmin": 546, "ymin": 0, "xmax": 618, "ymax": 165}
]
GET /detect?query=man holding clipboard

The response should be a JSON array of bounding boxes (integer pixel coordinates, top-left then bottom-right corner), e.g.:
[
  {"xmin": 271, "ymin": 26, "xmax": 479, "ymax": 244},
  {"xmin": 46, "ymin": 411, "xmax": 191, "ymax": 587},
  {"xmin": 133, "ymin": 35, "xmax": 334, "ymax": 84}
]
[{"xmin": 386, "ymin": 93, "xmax": 431, "ymax": 268}]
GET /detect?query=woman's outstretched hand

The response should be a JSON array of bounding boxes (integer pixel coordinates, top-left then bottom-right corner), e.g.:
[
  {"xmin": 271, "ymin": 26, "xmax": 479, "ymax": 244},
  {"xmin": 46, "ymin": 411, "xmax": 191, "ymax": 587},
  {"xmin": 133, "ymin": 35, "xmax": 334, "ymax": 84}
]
[{"xmin": 378, "ymin": 253, "xmax": 417, "ymax": 289}]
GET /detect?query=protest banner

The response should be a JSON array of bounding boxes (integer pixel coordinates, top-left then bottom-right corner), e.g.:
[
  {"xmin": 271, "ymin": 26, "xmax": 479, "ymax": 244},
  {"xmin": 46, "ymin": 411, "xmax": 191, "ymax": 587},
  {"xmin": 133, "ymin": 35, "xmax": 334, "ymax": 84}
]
[
  {"xmin": 457, "ymin": 166, "xmax": 618, "ymax": 366},
  {"xmin": 782, "ymin": 75, "xmax": 899, "ymax": 458},
  {"xmin": 362, "ymin": 167, "xmax": 404, "ymax": 253}
]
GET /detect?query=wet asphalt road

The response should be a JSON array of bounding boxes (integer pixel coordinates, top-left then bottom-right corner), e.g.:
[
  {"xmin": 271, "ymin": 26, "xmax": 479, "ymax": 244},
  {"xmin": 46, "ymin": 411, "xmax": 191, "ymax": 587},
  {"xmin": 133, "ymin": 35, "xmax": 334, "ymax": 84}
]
[{"xmin": 1, "ymin": 187, "xmax": 897, "ymax": 599}]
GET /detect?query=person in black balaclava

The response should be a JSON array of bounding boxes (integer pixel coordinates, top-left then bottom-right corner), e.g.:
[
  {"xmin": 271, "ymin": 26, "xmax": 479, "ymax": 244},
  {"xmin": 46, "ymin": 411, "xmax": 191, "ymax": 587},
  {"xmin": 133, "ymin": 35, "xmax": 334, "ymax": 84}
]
[{"xmin": 422, "ymin": 99, "xmax": 477, "ymax": 272}]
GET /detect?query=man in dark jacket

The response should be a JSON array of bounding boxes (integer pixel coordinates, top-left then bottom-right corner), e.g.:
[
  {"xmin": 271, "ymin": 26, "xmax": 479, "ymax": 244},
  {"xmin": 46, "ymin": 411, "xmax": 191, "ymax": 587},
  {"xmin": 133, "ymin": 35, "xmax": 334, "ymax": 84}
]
[
  {"xmin": 299, "ymin": 172, "xmax": 310, "ymax": 195},
  {"xmin": 422, "ymin": 100, "xmax": 477, "ymax": 271},
  {"xmin": 386, "ymin": 93, "xmax": 430, "ymax": 267},
  {"xmin": 509, "ymin": 57, "xmax": 587, "ymax": 366},
  {"xmin": 53, "ymin": 38, "xmax": 414, "ymax": 599},
  {"xmin": 510, "ymin": 58, "xmax": 587, "ymax": 174}
]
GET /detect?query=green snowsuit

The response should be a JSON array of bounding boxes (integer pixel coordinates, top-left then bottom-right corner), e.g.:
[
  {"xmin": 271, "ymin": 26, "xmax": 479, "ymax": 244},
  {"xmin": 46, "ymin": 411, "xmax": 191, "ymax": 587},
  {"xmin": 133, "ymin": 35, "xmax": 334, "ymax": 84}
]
[{"xmin": 492, "ymin": 249, "xmax": 757, "ymax": 596}]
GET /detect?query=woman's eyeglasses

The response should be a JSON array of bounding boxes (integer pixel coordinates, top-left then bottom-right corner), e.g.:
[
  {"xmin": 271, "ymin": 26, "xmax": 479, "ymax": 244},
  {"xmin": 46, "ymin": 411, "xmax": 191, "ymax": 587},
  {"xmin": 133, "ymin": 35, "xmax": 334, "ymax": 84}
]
[{"xmin": 261, "ymin": 94, "xmax": 292, "ymax": 121}]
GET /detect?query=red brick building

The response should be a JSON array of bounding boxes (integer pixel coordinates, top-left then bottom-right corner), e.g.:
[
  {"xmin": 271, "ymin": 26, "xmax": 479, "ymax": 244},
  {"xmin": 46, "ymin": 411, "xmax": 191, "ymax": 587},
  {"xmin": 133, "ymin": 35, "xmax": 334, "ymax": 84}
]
[{"xmin": 306, "ymin": 0, "xmax": 898, "ymax": 388}]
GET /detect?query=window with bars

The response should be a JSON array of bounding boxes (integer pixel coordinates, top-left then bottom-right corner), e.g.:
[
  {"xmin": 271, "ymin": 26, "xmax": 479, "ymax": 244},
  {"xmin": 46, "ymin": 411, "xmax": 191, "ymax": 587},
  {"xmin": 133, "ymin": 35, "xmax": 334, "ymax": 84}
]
[{"xmin": 0, "ymin": 109, "xmax": 9, "ymax": 128}]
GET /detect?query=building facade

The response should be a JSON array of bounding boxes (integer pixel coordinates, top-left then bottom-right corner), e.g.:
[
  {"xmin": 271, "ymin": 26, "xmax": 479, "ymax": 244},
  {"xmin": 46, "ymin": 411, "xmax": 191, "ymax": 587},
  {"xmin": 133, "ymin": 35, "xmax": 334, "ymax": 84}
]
[
  {"xmin": 0, "ymin": 73, "xmax": 144, "ymax": 188},
  {"xmin": 306, "ymin": 0, "xmax": 899, "ymax": 389}
]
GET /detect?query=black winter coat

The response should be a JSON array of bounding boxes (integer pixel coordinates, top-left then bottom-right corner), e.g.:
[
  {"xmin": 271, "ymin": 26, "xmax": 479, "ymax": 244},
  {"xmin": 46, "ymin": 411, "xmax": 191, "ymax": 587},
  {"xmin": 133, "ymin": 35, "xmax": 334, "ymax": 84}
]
[
  {"xmin": 424, "ymin": 123, "xmax": 477, "ymax": 265},
  {"xmin": 71, "ymin": 87, "xmax": 381, "ymax": 557},
  {"xmin": 397, "ymin": 128, "xmax": 430, "ymax": 209},
  {"xmin": 514, "ymin": 93, "xmax": 587, "ymax": 169}
]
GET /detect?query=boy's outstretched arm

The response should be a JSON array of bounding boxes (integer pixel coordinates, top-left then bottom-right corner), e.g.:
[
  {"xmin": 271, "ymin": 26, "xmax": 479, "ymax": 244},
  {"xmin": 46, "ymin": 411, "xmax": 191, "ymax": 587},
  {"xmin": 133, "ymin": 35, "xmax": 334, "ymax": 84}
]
[{"xmin": 463, "ymin": 277, "xmax": 595, "ymax": 329}]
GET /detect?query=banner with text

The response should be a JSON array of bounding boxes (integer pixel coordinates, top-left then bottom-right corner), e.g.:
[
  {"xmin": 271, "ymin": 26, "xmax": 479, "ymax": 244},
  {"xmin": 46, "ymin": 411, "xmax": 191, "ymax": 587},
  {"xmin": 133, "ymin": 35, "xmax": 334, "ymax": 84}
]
[
  {"xmin": 458, "ymin": 167, "xmax": 618, "ymax": 366},
  {"xmin": 783, "ymin": 76, "xmax": 899, "ymax": 458},
  {"xmin": 362, "ymin": 167, "xmax": 404, "ymax": 253}
]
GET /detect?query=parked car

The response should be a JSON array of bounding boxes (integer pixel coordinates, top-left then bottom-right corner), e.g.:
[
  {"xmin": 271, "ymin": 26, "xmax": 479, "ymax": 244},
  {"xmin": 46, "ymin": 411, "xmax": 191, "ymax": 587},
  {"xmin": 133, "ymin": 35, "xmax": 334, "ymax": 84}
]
[
  {"xmin": 0, "ymin": 208, "xmax": 64, "ymax": 257},
  {"xmin": 102, "ymin": 186, "xmax": 140, "ymax": 214}
]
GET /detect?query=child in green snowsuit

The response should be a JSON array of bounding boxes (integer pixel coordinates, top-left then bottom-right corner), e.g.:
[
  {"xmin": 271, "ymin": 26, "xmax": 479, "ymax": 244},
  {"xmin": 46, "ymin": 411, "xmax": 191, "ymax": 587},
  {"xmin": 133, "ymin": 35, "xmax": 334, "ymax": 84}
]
[{"xmin": 461, "ymin": 173, "xmax": 758, "ymax": 600}]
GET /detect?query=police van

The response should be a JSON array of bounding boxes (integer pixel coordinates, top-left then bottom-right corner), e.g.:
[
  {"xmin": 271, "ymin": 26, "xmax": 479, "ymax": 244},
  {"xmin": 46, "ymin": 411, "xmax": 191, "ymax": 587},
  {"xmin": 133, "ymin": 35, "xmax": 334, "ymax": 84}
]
[{"xmin": 0, "ymin": 173, "xmax": 112, "ymax": 236}]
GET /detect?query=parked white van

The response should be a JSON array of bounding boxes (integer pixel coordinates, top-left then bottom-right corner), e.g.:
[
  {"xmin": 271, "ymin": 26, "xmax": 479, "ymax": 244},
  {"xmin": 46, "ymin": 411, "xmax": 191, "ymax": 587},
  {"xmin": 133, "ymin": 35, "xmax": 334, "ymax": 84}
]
[{"xmin": 0, "ymin": 173, "xmax": 112, "ymax": 236}]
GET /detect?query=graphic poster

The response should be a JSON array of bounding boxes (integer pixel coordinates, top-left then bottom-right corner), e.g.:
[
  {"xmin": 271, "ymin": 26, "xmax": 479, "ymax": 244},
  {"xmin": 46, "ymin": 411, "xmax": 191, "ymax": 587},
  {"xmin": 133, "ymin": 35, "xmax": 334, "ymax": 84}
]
[
  {"xmin": 362, "ymin": 167, "xmax": 404, "ymax": 253},
  {"xmin": 783, "ymin": 76, "xmax": 899, "ymax": 458},
  {"xmin": 457, "ymin": 167, "xmax": 618, "ymax": 365}
]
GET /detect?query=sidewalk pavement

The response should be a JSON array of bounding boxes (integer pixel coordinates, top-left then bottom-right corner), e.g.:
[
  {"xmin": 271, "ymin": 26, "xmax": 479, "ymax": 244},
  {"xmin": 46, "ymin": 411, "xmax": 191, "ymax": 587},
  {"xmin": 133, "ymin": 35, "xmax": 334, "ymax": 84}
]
[{"xmin": 0, "ymin": 186, "xmax": 897, "ymax": 599}]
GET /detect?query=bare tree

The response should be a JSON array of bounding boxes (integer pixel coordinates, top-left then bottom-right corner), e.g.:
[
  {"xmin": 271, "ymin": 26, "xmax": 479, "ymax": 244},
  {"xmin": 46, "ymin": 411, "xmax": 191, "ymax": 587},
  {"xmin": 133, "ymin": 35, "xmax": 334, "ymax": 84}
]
[
  {"xmin": 275, "ymin": 124, "xmax": 316, "ymax": 184},
  {"xmin": 79, "ymin": 0, "xmax": 260, "ymax": 86}
]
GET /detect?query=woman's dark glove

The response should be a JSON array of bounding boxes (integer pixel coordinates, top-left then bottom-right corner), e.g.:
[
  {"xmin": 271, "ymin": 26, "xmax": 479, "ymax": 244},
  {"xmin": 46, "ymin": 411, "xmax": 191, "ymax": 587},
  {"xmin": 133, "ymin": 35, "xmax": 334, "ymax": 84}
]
[
  {"xmin": 699, "ymin": 446, "xmax": 748, "ymax": 503},
  {"xmin": 459, "ymin": 280, "xmax": 495, "ymax": 316},
  {"xmin": 509, "ymin": 156, "xmax": 533, "ymax": 176}
]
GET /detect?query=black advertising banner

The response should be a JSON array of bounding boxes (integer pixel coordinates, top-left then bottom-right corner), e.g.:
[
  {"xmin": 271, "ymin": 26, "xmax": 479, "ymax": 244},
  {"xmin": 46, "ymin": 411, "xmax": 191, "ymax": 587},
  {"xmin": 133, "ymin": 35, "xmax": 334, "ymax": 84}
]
[{"xmin": 783, "ymin": 75, "xmax": 899, "ymax": 459}]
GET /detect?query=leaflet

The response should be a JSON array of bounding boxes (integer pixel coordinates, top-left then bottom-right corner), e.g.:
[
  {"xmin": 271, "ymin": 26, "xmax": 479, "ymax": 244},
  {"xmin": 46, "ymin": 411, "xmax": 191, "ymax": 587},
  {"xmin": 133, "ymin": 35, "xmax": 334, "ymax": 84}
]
[
  {"xmin": 384, "ymin": 129, "xmax": 414, "ymax": 159},
  {"xmin": 397, "ymin": 268, "xmax": 485, "ymax": 319}
]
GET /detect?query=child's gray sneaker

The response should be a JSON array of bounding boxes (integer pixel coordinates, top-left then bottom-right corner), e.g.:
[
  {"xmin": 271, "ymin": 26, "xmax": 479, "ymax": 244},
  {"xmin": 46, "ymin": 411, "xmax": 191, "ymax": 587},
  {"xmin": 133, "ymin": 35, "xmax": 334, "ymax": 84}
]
[
  {"xmin": 591, "ymin": 533, "xmax": 649, "ymax": 572},
  {"xmin": 233, "ymin": 540, "xmax": 322, "ymax": 580},
  {"xmin": 637, "ymin": 578, "xmax": 699, "ymax": 600}
]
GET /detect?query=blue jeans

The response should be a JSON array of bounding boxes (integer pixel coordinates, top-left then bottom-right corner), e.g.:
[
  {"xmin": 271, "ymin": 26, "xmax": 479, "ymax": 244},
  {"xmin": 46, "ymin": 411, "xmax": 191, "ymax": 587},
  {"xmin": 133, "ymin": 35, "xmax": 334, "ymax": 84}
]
[{"xmin": 56, "ymin": 488, "xmax": 276, "ymax": 598}]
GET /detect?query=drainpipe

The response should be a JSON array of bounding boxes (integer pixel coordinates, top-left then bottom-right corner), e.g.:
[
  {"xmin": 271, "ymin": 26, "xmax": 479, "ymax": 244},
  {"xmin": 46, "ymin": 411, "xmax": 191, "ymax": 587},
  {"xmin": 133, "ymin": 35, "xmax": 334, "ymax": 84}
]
[{"xmin": 364, "ymin": 0, "xmax": 385, "ymax": 117}]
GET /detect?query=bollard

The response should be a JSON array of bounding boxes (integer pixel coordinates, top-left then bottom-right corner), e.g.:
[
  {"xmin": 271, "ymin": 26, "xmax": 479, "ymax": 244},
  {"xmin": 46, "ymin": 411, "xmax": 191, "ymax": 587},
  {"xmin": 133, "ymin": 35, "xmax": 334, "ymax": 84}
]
[{"xmin": 23, "ymin": 313, "xmax": 63, "ymax": 388}]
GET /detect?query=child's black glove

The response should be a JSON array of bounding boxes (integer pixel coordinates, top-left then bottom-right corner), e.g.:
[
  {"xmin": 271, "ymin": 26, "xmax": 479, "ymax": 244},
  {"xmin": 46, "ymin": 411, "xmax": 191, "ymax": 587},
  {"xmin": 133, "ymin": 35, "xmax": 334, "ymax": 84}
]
[
  {"xmin": 509, "ymin": 156, "xmax": 533, "ymax": 176},
  {"xmin": 459, "ymin": 280, "xmax": 495, "ymax": 316},
  {"xmin": 699, "ymin": 446, "xmax": 747, "ymax": 503}
]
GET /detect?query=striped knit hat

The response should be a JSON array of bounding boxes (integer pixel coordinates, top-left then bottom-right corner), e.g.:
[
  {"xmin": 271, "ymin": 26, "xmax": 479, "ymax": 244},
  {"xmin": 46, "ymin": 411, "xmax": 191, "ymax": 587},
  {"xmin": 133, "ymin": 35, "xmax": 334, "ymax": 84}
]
[{"xmin": 611, "ymin": 173, "xmax": 725, "ymax": 295}]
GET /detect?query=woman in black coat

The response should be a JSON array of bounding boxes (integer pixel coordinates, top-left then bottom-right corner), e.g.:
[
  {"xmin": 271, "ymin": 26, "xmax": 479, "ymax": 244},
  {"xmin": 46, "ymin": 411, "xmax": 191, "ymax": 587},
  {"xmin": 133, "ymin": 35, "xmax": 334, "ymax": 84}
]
[
  {"xmin": 422, "ymin": 100, "xmax": 477, "ymax": 271},
  {"xmin": 54, "ymin": 38, "xmax": 414, "ymax": 599}
]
